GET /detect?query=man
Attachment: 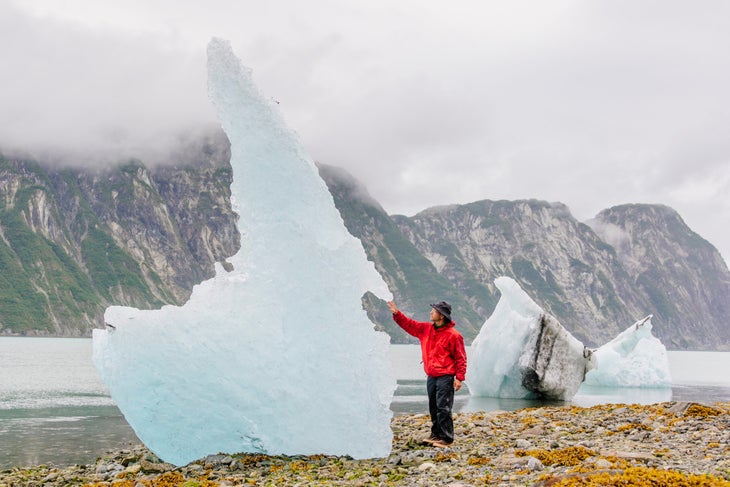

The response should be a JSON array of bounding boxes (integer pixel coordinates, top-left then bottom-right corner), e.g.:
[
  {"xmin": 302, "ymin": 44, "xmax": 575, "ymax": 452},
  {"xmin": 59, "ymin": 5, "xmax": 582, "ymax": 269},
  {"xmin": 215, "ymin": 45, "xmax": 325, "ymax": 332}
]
[{"xmin": 387, "ymin": 300, "xmax": 467, "ymax": 448}]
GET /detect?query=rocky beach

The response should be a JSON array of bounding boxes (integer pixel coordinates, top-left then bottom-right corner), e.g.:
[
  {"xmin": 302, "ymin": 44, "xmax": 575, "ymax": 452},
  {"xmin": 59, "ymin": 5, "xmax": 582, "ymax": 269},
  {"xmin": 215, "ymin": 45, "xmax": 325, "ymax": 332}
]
[{"xmin": 1, "ymin": 401, "xmax": 729, "ymax": 487}]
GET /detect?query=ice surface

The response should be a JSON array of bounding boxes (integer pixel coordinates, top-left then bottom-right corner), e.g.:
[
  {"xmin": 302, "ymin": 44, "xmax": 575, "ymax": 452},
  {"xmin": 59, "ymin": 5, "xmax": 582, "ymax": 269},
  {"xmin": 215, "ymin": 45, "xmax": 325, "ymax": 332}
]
[
  {"xmin": 468, "ymin": 278, "xmax": 671, "ymax": 399},
  {"xmin": 93, "ymin": 37, "xmax": 395, "ymax": 466},
  {"xmin": 468, "ymin": 277, "xmax": 592, "ymax": 400},
  {"xmin": 583, "ymin": 315, "xmax": 671, "ymax": 388}
]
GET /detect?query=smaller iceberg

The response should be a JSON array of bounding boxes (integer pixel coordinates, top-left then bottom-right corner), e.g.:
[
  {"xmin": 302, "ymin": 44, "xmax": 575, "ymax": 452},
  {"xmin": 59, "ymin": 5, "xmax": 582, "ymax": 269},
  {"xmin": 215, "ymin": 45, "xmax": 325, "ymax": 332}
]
[
  {"xmin": 468, "ymin": 277, "xmax": 593, "ymax": 400},
  {"xmin": 583, "ymin": 315, "xmax": 671, "ymax": 388}
]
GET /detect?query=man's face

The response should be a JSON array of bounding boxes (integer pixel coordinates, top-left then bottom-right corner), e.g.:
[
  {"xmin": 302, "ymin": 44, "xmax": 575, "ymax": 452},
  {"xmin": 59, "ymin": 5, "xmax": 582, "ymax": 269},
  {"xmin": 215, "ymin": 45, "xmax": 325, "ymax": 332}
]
[{"xmin": 429, "ymin": 307, "xmax": 443, "ymax": 323}]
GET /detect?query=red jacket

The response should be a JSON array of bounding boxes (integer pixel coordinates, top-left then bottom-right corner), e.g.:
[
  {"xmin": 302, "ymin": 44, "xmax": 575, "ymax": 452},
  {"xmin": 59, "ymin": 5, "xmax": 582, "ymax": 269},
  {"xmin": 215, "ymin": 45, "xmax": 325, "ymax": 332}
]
[{"xmin": 393, "ymin": 311, "xmax": 467, "ymax": 381}]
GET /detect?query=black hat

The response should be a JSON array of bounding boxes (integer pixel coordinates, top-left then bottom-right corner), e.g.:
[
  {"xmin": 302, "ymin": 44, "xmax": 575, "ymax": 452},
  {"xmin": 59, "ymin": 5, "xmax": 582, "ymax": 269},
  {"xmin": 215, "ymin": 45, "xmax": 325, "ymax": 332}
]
[{"xmin": 430, "ymin": 301, "xmax": 452, "ymax": 322}]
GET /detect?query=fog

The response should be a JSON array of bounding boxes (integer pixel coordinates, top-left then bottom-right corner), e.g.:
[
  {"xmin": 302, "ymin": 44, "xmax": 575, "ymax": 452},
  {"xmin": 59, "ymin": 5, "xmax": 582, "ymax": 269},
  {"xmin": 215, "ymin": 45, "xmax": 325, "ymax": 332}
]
[{"xmin": 1, "ymin": 0, "xmax": 729, "ymax": 264}]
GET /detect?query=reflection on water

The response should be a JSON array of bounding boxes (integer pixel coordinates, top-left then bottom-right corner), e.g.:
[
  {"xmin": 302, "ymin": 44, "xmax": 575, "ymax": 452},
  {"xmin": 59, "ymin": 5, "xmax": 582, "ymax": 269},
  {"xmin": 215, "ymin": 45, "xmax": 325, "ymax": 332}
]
[
  {"xmin": 0, "ymin": 406, "xmax": 140, "ymax": 469},
  {"xmin": 672, "ymin": 384, "xmax": 730, "ymax": 403},
  {"xmin": 393, "ymin": 380, "xmax": 566, "ymax": 415},
  {"xmin": 393, "ymin": 380, "xmax": 730, "ymax": 416},
  {"xmin": 461, "ymin": 395, "xmax": 567, "ymax": 413},
  {"xmin": 573, "ymin": 385, "xmax": 672, "ymax": 407}
]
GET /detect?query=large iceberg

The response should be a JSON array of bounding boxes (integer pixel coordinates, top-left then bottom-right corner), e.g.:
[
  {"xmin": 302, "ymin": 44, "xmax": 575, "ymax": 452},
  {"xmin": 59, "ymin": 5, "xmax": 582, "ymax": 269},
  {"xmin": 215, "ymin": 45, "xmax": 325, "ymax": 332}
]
[
  {"xmin": 583, "ymin": 315, "xmax": 671, "ymax": 388},
  {"xmin": 93, "ymin": 38, "xmax": 396, "ymax": 466},
  {"xmin": 468, "ymin": 278, "xmax": 672, "ymax": 400},
  {"xmin": 468, "ymin": 277, "xmax": 593, "ymax": 400}
]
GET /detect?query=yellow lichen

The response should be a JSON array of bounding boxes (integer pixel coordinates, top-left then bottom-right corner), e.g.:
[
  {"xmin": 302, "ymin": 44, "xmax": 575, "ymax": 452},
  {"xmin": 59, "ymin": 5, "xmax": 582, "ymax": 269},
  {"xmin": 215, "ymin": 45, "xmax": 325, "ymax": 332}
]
[
  {"xmin": 287, "ymin": 460, "xmax": 311, "ymax": 473},
  {"xmin": 235, "ymin": 453, "xmax": 271, "ymax": 467},
  {"xmin": 434, "ymin": 451, "xmax": 458, "ymax": 462},
  {"xmin": 539, "ymin": 466, "xmax": 730, "ymax": 486},
  {"xmin": 686, "ymin": 404, "xmax": 724, "ymax": 418},
  {"xmin": 515, "ymin": 446, "xmax": 595, "ymax": 466},
  {"xmin": 470, "ymin": 412, "xmax": 486, "ymax": 421},
  {"xmin": 521, "ymin": 416, "xmax": 539, "ymax": 428},
  {"xmin": 477, "ymin": 473, "xmax": 493, "ymax": 484},
  {"xmin": 616, "ymin": 423, "xmax": 652, "ymax": 433},
  {"xmin": 467, "ymin": 456, "xmax": 491, "ymax": 466},
  {"xmin": 567, "ymin": 457, "xmax": 632, "ymax": 475},
  {"xmin": 85, "ymin": 472, "xmax": 221, "ymax": 487}
]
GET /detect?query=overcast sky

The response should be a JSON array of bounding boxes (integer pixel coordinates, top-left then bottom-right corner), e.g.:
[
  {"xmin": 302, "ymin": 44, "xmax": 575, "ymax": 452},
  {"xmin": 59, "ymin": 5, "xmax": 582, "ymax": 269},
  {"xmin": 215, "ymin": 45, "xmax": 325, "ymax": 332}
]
[{"xmin": 2, "ymin": 1, "xmax": 729, "ymax": 265}]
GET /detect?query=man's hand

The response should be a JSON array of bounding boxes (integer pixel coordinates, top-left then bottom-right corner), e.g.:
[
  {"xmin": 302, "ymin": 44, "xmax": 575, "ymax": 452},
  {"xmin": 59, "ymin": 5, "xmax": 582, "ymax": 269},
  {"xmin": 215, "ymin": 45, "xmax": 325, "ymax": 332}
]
[
  {"xmin": 454, "ymin": 379, "xmax": 462, "ymax": 391},
  {"xmin": 387, "ymin": 301, "xmax": 398, "ymax": 314}
]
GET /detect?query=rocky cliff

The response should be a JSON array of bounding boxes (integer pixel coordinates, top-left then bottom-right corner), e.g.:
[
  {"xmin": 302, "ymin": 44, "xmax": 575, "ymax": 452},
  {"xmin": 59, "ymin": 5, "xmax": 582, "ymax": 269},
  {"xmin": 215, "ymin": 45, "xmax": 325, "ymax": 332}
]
[
  {"xmin": 319, "ymin": 165, "xmax": 730, "ymax": 350},
  {"xmin": 0, "ymin": 131, "xmax": 238, "ymax": 336},
  {"xmin": 389, "ymin": 200, "xmax": 647, "ymax": 347},
  {"xmin": 1, "ymin": 135, "xmax": 728, "ymax": 349},
  {"xmin": 589, "ymin": 205, "xmax": 730, "ymax": 349},
  {"xmin": 316, "ymin": 164, "xmax": 483, "ymax": 343}
]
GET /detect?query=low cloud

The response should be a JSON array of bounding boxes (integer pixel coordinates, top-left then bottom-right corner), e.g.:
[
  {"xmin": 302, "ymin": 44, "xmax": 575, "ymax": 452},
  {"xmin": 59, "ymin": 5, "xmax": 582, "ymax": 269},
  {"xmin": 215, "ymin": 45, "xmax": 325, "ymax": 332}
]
[
  {"xmin": 1, "ymin": 1, "xmax": 729, "ymax": 263},
  {"xmin": 0, "ymin": 2, "xmax": 216, "ymax": 166}
]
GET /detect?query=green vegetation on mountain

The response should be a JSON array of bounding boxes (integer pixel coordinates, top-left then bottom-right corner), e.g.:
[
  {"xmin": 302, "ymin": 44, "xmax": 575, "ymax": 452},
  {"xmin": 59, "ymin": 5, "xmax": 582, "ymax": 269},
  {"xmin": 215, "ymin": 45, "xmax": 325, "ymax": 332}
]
[{"xmin": 1, "ymin": 136, "xmax": 729, "ymax": 349}]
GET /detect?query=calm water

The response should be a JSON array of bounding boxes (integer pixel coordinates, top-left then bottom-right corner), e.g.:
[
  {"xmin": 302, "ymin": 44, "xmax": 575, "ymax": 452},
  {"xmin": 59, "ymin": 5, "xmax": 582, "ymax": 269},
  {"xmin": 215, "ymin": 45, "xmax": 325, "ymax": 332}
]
[{"xmin": 2, "ymin": 338, "xmax": 730, "ymax": 468}]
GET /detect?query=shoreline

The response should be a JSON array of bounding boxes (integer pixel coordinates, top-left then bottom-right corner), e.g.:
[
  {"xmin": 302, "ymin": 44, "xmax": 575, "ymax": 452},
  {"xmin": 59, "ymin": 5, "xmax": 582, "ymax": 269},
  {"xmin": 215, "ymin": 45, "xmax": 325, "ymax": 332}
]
[{"xmin": 2, "ymin": 401, "xmax": 729, "ymax": 486}]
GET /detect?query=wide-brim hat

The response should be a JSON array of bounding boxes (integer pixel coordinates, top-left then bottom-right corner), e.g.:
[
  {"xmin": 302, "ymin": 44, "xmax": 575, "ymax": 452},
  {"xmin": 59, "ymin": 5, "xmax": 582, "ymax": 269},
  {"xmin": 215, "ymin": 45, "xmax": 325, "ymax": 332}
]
[{"xmin": 430, "ymin": 301, "xmax": 452, "ymax": 322}]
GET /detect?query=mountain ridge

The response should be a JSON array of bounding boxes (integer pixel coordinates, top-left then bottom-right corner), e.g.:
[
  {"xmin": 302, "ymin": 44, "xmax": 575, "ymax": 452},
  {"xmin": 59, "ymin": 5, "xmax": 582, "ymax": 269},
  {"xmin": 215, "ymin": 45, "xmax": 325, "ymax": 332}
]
[
  {"xmin": 1, "ymin": 135, "xmax": 728, "ymax": 350},
  {"xmin": 319, "ymin": 164, "xmax": 730, "ymax": 350}
]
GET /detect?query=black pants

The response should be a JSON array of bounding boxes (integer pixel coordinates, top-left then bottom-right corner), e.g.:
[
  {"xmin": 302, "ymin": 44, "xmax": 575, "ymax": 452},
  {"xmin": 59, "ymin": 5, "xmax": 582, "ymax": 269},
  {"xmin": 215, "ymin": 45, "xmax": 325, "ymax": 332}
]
[{"xmin": 426, "ymin": 375, "xmax": 455, "ymax": 443}]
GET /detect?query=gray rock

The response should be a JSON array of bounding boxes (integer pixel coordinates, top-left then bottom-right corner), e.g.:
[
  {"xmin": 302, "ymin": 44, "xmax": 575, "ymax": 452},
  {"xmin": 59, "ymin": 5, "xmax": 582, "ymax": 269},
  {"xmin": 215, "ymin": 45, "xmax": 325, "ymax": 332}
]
[
  {"xmin": 41, "ymin": 472, "xmax": 59, "ymax": 482},
  {"xmin": 387, "ymin": 455, "xmax": 402, "ymax": 465},
  {"xmin": 204, "ymin": 454, "xmax": 233, "ymax": 466},
  {"xmin": 516, "ymin": 438, "xmax": 533, "ymax": 449},
  {"xmin": 522, "ymin": 426, "xmax": 545, "ymax": 437},
  {"xmin": 526, "ymin": 456, "xmax": 544, "ymax": 471}
]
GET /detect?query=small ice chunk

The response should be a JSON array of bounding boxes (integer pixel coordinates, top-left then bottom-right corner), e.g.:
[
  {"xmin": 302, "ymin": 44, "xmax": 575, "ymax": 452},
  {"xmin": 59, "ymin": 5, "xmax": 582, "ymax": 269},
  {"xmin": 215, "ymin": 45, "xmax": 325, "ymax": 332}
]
[{"xmin": 584, "ymin": 315, "xmax": 671, "ymax": 388}]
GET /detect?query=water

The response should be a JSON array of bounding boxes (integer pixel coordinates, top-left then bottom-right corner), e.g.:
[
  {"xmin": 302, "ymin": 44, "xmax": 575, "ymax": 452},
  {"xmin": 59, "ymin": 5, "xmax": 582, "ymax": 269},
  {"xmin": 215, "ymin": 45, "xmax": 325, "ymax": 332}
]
[
  {"xmin": 2, "ymin": 338, "xmax": 730, "ymax": 469},
  {"xmin": 0, "ymin": 338, "xmax": 139, "ymax": 469}
]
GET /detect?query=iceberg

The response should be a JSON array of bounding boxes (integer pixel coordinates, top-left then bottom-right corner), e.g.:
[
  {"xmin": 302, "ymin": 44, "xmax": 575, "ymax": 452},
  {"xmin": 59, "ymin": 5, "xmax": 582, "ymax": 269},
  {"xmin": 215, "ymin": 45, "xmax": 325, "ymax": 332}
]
[
  {"xmin": 93, "ymin": 37, "xmax": 396, "ymax": 466},
  {"xmin": 468, "ymin": 277, "xmax": 593, "ymax": 400},
  {"xmin": 583, "ymin": 315, "xmax": 671, "ymax": 388},
  {"xmin": 468, "ymin": 278, "xmax": 672, "ymax": 400}
]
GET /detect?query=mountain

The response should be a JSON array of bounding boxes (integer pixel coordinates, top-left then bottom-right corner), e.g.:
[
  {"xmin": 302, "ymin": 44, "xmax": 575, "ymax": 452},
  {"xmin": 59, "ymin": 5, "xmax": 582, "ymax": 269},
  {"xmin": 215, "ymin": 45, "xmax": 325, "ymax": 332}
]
[
  {"xmin": 1, "ymin": 135, "xmax": 728, "ymax": 349},
  {"xmin": 389, "ymin": 200, "xmax": 646, "ymax": 346},
  {"xmin": 589, "ymin": 205, "xmax": 730, "ymax": 349},
  {"xmin": 319, "ymin": 166, "xmax": 730, "ymax": 350},
  {"xmin": 316, "ymin": 164, "xmax": 483, "ymax": 343},
  {"xmin": 0, "ymin": 132, "xmax": 238, "ymax": 336}
]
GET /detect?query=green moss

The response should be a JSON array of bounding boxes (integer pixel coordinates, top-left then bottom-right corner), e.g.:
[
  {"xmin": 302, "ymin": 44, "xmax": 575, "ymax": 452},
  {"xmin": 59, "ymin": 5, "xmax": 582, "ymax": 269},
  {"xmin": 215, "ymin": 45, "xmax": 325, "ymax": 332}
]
[
  {"xmin": 81, "ymin": 225, "xmax": 159, "ymax": 304},
  {"xmin": 0, "ymin": 205, "xmax": 101, "ymax": 332},
  {"xmin": 0, "ymin": 233, "xmax": 52, "ymax": 331}
]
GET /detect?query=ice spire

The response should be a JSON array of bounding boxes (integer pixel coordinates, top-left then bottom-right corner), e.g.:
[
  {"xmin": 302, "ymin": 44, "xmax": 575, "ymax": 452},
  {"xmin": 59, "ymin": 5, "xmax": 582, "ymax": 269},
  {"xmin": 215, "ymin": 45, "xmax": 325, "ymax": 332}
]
[{"xmin": 93, "ymin": 37, "xmax": 395, "ymax": 466}]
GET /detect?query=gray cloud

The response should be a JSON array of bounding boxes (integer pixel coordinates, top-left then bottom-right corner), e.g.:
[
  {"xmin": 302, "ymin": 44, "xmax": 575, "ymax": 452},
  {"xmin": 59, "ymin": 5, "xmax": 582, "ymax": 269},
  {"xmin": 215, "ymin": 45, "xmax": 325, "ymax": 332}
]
[
  {"xmin": 1, "ymin": 0, "xmax": 729, "ymax": 264},
  {"xmin": 0, "ymin": 2, "xmax": 216, "ymax": 165}
]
